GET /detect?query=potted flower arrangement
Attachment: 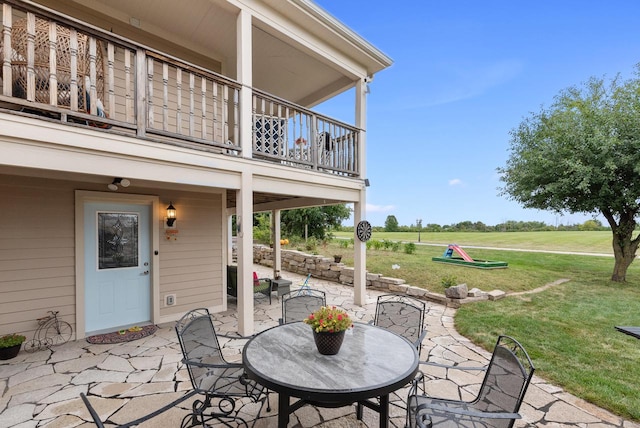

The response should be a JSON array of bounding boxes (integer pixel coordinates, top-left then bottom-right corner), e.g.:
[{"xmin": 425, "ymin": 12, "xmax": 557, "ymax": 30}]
[
  {"xmin": 304, "ymin": 306, "xmax": 353, "ymax": 355},
  {"xmin": 0, "ymin": 333, "xmax": 26, "ymax": 360},
  {"xmin": 333, "ymin": 254, "xmax": 342, "ymax": 263}
]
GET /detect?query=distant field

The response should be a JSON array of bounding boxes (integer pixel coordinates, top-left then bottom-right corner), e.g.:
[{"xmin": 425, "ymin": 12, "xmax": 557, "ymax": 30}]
[{"xmin": 332, "ymin": 231, "xmax": 613, "ymax": 254}]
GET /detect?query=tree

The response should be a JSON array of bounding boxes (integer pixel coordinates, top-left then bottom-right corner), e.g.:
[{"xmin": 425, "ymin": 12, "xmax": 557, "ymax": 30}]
[
  {"xmin": 384, "ymin": 215, "xmax": 399, "ymax": 232},
  {"xmin": 498, "ymin": 69, "xmax": 640, "ymax": 281},
  {"xmin": 281, "ymin": 205, "xmax": 351, "ymax": 240}
]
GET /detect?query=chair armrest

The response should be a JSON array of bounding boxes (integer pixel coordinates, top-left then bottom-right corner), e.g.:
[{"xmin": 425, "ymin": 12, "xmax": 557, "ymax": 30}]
[
  {"xmin": 418, "ymin": 360, "xmax": 488, "ymax": 371},
  {"xmin": 182, "ymin": 358, "xmax": 243, "ymax": 370},
  {"xmin": 216, "ymin": 331, "xmax": 255, "ymax": 340},
  {"xmin": 415, "ymin": 402, "xmax": 521, "ymax": 420},
  {"xmin": 413, "ymin": 330, "xmax": 427, "ymax": 349}
]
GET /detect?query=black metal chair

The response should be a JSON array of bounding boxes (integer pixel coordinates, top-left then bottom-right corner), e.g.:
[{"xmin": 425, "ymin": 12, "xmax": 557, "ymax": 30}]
[
  {"xmin": 80, "ymin": 390, "xmax": 199, "ymax": 428},
  {"xmin": 407, "ymin": 335, "xmax": 535, "ymax": 428},
  {"xmin": 278, "ymin": 288, "xmax": 326, "ymax": 325},
  {"xmin": 175, "ymin": 308, "xmax": 270, "ymax": 427},
  {"xmin": 371, "ymin": 293, "xmax": 427, "ymax": 352}
]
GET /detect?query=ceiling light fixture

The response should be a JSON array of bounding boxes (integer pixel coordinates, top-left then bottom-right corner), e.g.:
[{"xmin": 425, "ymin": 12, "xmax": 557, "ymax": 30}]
[{"xmin": 108, "ymin": 177, "xmax": 131, "ymax": 191}]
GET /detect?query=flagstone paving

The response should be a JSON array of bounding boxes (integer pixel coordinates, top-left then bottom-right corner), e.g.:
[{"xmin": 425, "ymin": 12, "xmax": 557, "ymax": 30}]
[{"xmin": 1, "ymin": 265, "xmax": 638, "ymax": 427}]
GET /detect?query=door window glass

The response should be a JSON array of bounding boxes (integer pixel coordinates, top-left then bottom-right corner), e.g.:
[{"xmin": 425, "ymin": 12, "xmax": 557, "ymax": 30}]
[{"xmin": 98, "ymin": 212, "xmax": 139, "ymax": 269}]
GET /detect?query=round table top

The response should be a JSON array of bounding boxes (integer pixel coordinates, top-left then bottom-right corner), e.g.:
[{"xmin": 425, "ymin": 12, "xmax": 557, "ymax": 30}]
[{"xmin": 243, "ymin": 322, "xmax": 419, "ymax": 403}]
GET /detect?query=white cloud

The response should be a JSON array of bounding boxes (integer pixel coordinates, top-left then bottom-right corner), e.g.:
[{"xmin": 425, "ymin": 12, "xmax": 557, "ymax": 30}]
[
  {"xmin": 448, "ymin": 178, "xmax": 463, "ymax": 186},
  {"xmin": 366, "ymin": 203, "xmax": 396, "ymax": 213}
]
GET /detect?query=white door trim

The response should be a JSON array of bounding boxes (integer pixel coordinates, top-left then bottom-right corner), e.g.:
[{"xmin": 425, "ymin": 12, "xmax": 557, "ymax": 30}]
[{"xmin": 75, "ymin": 191, "xmax": 160, "ymax": 339}]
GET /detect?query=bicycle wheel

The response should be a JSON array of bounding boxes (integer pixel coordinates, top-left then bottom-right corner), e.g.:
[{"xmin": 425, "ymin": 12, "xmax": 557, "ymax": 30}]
[
  {"xmin": 23, "ymin": 339, "xmax": 42, "ymax": 353},
  {"xmin": 44, "ymin": 320, "xmax": 73, "ymax": 346}
]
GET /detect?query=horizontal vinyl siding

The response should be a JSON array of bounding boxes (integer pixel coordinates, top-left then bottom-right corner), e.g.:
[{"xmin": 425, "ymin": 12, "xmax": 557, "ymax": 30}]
[
  {"xmin": 0, "ymin": 177, "xmax": 76, "ymax": 337},
  {"xmin": 158, "ymin": 193, "xmax": 222, "ymax": 317}
]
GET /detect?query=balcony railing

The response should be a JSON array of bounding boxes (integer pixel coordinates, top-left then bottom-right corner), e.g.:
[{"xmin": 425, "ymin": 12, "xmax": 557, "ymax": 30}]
[
  {"xmin": 252, "ymin": 90, "xmax": 359, "ymax": 176},
  {"xmin": 0, "ymin": 1, "xmax": 359, "ymax": 176}
]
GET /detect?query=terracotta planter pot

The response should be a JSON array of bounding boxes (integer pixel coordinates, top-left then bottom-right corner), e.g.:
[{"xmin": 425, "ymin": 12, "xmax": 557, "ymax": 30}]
[{"xmin": 0, "ymin": 344, "xmax": 21, "ymax": 360}]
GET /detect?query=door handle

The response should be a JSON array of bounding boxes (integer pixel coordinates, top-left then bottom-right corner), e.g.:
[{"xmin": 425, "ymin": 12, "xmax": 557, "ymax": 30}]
[{"xmin": 143, "ymin": 270, "xmax": 149, "ymax": 275}]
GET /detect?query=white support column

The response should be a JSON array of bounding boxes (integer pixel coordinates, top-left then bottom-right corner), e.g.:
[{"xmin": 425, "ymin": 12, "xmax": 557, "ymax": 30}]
[
  {"xmin": 234, "ymin": 7, "xmax": 254, "ymax": 335},
  {"xmin": 353, "ymin": 77, "xmax": 368, "ymax": 306},
  {"xmin": 272, "ymin": 209, "xmax": 282, "ymax": 279},
  {"xmin": 236, "ymin": 173, "xmax": 254, "ymax": 335},
  {"xmin": 237, "ymin": 9, "xmax": 252, "ymax": 159}
]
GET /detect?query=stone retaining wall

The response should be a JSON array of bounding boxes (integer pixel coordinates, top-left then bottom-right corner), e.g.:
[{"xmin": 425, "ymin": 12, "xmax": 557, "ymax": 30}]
[{"xmin": 252, "ymin": 244, "xmax": 501, "ymax": 307}]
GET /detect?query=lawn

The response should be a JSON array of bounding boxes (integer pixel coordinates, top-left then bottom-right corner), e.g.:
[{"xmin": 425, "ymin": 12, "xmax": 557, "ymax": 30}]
[
  {"xmin": 332, "ymin": 230, "xmax": 614, "ymax": 254},
  {"xmin": 315, "ymin": 234, "xmax": 640, "ymax": 421}
]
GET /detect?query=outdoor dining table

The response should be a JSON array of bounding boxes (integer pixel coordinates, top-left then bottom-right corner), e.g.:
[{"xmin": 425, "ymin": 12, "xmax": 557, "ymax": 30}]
[{"xmin": 242, "ymin": 321, "xmax": 419, "ymax": 428}]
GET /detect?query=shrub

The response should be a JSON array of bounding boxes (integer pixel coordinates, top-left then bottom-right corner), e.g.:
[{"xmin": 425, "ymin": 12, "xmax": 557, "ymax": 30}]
[
  {"xmin": 371, "ymin": 239, "xmax": 384, "ymax": 250},
  {"xmin": 440, "ymin": 274, "xmax": 458, "ymax": 288},
  {"xmin": 391, "ymin": 241, "xmax": 401, "ymax": 252},
  {"xmin": 382, "ymin": 239, "xmax": 393, "ymax": 250},
  {"xmin": 404, "ymin": 242, "xmax": 416, "ymax": 254},
  {"xmin": 339, "ymin": 239, "xmax": 350, "ymax": 249},
  {"xmin": 305, "ymin": 237, "xmax": 318, "ymax": 252}
]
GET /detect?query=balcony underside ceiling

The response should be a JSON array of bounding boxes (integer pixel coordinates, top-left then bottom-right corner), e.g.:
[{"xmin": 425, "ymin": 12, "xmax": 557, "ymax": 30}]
[
  {"xmin": 0, "ymin": 165, "xmax": 346, "ymax": 212},
  {"xmin": 33, "ymin": 0, "xmax": 390, "ymax": 108}
]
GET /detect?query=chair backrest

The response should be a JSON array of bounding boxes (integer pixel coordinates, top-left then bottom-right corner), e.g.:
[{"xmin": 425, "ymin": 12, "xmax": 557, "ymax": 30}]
[
  {"xmin": 253, "ymin": 271, "xmax": 260, "ymax": 286},
  {"xmin": 373, "ymin": 293, "xmax": 426, "ymax": 349},
  {"xmin": 175, "ymin": 308, "xmax": 226, "ymax": 390},
  {"xmin": 281, "ymin": 288, "xmax": 326, "ymax": 324},
  {"xmin": 474, "ymin": 335, "xmax": 535, "ymax": 428}
]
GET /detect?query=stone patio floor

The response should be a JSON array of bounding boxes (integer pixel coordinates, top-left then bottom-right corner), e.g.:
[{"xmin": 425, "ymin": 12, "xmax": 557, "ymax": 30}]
[{"xmin": 1, "ymin": 265, "xmax": 638, "ymax": 427}]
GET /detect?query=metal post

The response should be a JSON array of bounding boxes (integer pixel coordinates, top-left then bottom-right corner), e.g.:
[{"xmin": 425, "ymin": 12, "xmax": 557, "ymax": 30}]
[{"xmin": 417, "ymin": 218, "xmax": 422, "ymax": 243}]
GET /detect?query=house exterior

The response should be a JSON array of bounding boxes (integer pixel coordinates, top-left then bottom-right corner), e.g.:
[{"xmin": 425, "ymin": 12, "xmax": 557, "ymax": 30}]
[{"xmin": 0, "ymin": 0, "xmax": 391, "ymax": 339}]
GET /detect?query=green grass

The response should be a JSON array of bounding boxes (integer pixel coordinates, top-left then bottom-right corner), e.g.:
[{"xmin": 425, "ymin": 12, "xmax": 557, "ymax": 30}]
[
  {"xmin": 318, "ymin": 234, "xmax": 640, "ymax": 421},
  {"xmin": 333, "ymin": 230, "xmax": 614, "ymax": 254}
]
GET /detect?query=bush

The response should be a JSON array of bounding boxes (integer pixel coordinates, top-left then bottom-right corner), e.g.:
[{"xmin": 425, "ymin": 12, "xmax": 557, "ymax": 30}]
[
  {"xmin": 371, "ymin": 239, "xmax": 383, "ymax": 250},
  {"xmin": 440, "ymin": 274, "xmax": 457, "ymax": 288},
  {"xmin": 305, "ymin": 237, "xmax": 318, "ymax": 252},
  {"xmin": 404, "ymin": 242, "xmax": 416, "ymax": 254},
  {"xmin": 382, "ymin": 239, "xmax": 393, "ymax": 250},
  {"xmin": 339, "ymin": 239, "xmax": 350, "ymax": 249},
  {"xmin": 391, "ymin": 241, "xmax": 401, "ymax": 252}
]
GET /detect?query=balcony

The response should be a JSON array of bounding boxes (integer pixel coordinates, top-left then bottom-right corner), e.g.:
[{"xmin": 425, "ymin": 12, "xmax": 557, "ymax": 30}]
[{"xmin": 0, "ymin": 1, "xmax": 360, "ymax": 177}]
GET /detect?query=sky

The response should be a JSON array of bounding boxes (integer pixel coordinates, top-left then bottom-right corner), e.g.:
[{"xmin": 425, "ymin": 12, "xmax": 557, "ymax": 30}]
[{"xmin": 313, "ymin": 0, "xmax": 640, "ymax": 228}]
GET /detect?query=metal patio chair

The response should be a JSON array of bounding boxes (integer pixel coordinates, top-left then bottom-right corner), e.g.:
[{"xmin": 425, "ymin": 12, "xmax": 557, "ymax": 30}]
[
  {"xmin": 278, "ymin": 288, "xmax": 326, "ymax": 325},
  {"xmin": 371, "ymin": 293, "xmax": 427, "ymax": 352},
  {"xmin": 175, "ymin": 308, "xmax": 270, "ymax": 427},
  {"xmin": 407, "ymin": 335, "xmax": 535, "ymax": 428},
  {"xmin": 252, "ymin": 271, "xmax": 274, "ymax": 304},
  {"xmin": 80, "ymin": 390, "xmax": 199, "ymax": 428}
]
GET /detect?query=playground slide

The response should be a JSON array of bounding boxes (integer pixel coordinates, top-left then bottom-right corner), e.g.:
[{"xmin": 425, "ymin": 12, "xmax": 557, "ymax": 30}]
[{"xmin": 450, "ymin": 244, "xmax": 474, "ymax": 262}]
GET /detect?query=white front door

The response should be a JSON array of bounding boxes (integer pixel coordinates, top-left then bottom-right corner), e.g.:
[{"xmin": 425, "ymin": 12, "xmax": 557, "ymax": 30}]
[{"xmin": 84, "ymin": 202, "xmax": 151, "ymax": 333}]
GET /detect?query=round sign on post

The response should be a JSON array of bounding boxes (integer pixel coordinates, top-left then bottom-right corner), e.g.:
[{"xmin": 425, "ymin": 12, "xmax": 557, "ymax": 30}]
[{"xmin": 356, "ymin": 220, "xmax": 372, "ymax": 242}]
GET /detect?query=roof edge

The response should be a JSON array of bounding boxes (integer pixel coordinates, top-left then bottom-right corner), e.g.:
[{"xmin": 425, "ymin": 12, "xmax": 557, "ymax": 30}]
[{"xmin": 291, "ymin": 0, "xmax": 393, "ymax": 73}]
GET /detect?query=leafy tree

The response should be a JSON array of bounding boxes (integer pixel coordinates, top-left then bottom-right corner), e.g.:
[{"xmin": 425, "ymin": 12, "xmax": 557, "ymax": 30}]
[
  {"xmin": 499, "ymin": 70, "xmax": 640, "ymax": 281},
  {"xmin": 384, "ymin": 215, "xmax": 399, "ymax": 232},
  {"xmin": 281, "ymin": 205, "xmax": 351, "ymax": 240}
]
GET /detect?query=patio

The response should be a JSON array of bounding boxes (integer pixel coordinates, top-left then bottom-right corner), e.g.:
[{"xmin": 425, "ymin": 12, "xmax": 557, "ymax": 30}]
[{"xmin": 0, "ymin": 266, "xmax": 636, "ymax": 427}]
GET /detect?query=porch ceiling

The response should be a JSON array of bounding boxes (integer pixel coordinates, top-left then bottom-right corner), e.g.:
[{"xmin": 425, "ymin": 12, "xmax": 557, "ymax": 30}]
[
  {"xmin": 0, "ymin": 166, "xmax": 344, "ymax": 212},
  {"xmin": 44, "ymin": 0, "xmax": 390, "ymax": 107}
]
